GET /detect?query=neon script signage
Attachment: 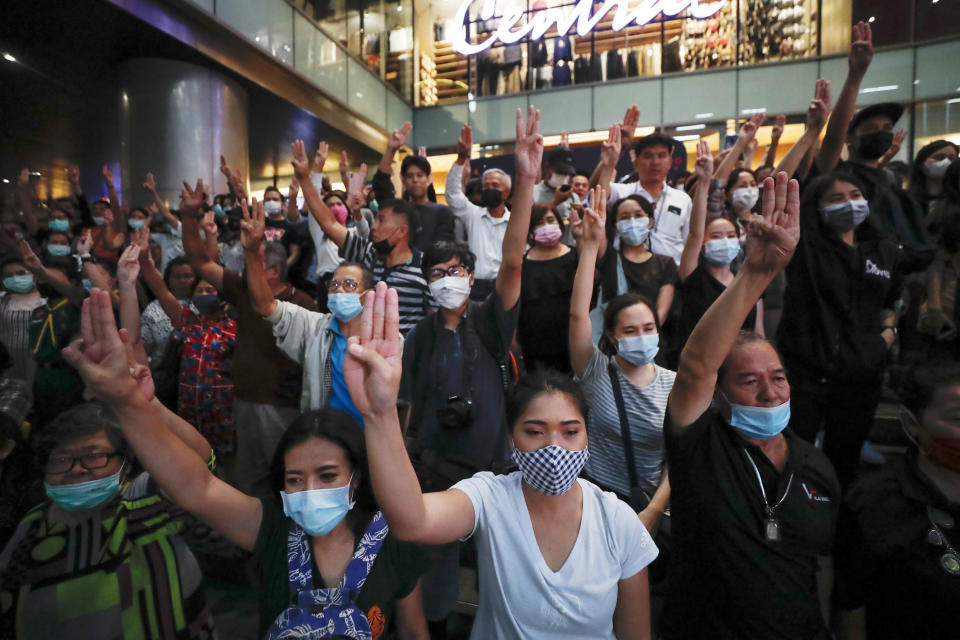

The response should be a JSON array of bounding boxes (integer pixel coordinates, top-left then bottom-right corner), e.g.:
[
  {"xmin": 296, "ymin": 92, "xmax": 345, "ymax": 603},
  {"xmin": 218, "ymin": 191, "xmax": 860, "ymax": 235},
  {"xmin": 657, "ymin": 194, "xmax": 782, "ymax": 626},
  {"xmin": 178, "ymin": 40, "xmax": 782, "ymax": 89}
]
[{"xmin": 452, "ymin": 0, "xmax": 725, "ymax": 55}]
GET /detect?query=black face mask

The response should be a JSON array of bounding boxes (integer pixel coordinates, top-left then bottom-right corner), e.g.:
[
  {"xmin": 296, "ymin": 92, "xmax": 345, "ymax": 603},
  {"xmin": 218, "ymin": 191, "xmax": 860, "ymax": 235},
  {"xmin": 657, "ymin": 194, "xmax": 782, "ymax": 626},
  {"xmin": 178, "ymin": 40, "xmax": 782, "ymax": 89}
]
[
  {"xmin": 372, "ymin": 236, "xmax": 395, "ymax": 255},
  {"xmin": 857, "ymin": 130, "xmax": 894, "ymax": 160},
  {"xmin": 481, "ymin": 188, "xmax": 504, "ymax": 209}
]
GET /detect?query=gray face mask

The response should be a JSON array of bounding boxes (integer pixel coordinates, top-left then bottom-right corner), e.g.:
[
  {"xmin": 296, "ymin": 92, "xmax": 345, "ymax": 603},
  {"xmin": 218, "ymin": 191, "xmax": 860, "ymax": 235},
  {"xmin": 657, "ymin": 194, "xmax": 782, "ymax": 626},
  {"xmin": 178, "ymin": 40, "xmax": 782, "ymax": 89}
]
[{"xmin": 822, "ymin": 199, "xmax": 870, "ymax": 233}]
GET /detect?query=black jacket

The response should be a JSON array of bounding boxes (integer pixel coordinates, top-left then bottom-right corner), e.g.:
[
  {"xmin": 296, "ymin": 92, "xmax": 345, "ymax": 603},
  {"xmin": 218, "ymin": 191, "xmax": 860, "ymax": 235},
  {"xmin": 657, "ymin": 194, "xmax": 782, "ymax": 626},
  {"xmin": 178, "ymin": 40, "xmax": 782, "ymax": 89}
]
[{"xmin": 371, "ymin": 170, "xmax": 456, "ymax": 253}]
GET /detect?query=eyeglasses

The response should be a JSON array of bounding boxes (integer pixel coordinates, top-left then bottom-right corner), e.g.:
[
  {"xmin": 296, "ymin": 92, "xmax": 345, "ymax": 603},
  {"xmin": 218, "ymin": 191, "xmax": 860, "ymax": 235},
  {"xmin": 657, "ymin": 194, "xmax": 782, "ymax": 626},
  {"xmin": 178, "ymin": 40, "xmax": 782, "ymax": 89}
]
[
  {"xmin": 428, "ymin": 265, "xmax": 471, "ymax": 281},
  {"xmin": 46, "ymin": 452, "xmax": 123, "ymax": 475},
  {"xmin": 328, "ymin": 278, "xmax": 362, "ymax": 293}
]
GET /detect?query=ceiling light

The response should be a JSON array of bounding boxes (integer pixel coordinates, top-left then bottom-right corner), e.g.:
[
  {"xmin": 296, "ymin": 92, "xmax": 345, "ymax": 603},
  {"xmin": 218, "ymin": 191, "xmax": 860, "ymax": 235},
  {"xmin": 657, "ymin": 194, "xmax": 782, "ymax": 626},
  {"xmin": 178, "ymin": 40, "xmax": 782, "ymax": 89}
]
[
  {"xmin": 676, "ymin": 124, "xmax": 706, "ymax": 131},
  {"xmin": 741, "ymin": 108, "xmax": 767, "ymax": 115},
  {"xmin": 674, "ymin": 134, "xmax": 701, "ymax": 141},
  {"xmin": 2, "ymin": 53, "xmax": 16, "ymax": 63},
  {"xmin": 868, "ymin": 16, "xmax": 875, "ymax": 23},
  {"xmin": 695, "ymin": 112, "xmax": 714, "ymax": 119},
  {"xmin": 859, "ymin": 84, "xmax": 898, "ymax": 94}
]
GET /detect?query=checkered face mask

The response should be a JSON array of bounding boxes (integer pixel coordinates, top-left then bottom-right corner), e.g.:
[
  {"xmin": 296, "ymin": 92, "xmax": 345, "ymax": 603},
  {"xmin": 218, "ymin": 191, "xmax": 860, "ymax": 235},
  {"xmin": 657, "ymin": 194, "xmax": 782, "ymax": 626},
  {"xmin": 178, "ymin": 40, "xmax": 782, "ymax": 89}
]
[{"xmin": 512, "ymin": 444, "xmax": 589, "ymax": 496}]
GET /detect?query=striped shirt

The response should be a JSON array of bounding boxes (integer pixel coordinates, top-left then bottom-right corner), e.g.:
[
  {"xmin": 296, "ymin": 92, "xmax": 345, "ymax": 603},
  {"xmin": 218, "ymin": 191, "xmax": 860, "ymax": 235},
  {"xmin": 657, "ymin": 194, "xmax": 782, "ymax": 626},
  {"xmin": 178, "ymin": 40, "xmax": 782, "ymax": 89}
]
[
  {"xmin": 577, "ymin": 347, "xmax": 676, "ymax": 497},
  {"xmin": 340, "ymin": 233, "xmax": 431, "ymax": 335}
]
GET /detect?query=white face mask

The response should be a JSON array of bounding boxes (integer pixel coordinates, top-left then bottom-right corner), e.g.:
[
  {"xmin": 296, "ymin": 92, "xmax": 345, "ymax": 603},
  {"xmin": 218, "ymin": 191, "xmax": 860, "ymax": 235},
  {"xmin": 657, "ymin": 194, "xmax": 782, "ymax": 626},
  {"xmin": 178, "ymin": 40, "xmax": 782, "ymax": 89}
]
[
  {"xmin": 547, "ymin": 173, "xmax": 569, "ymax": 190},
  {"xmin": 429, "ymin": 276, "xmax": 471, "ymax": 310},
  {"xmin": 264, "ymin": 200, "xmax": 283, "ymax": 216},
  {"xmin": 730, "ymin": 186, "xmax": 759, "ymax": 211},
  {"xmin": 924, "ymin": 158, "xmax": 951, "ymax": 179}
]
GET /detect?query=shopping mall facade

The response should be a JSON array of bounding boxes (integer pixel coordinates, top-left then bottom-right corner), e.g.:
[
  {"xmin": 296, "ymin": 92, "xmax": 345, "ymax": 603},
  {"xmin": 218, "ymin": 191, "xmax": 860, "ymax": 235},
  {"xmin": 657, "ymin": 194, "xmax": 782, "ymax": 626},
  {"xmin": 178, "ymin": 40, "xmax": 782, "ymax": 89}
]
[{"xmin": 2, "ymin": 0, "xmax": 960, "ymax": 201}]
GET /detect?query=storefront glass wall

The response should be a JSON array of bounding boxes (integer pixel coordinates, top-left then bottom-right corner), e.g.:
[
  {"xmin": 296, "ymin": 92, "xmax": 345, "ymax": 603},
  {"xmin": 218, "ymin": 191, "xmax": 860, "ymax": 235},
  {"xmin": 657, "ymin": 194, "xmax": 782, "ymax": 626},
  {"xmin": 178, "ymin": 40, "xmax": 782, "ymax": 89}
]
[{"xmin": 421, "ymin": 0, "xmax": 960, "ymax": 106}]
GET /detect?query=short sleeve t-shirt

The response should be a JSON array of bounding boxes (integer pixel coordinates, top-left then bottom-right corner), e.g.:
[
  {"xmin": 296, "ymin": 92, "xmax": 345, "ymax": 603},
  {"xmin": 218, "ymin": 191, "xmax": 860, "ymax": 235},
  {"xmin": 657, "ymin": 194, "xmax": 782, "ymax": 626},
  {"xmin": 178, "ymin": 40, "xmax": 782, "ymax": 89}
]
[
  {"xmin": 577, "ymin": 348, "xmax": 675, "ymax": 496},
  {"xmin": 452, "ymin": 471, "xmax": 658, "ymax": 640},
  {"xmin": 600, "ymin": 251, "xmax": 678, "ymax": 304},
  {"xmin": 251, "ymin": 499, "xmax": 431, "ymax": 638}
]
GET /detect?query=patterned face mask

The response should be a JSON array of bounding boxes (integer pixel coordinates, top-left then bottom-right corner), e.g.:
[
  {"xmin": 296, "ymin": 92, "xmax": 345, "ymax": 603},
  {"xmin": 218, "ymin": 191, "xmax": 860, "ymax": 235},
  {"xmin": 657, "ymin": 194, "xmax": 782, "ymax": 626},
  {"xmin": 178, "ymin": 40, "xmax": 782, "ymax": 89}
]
[{"xmin": 512, "ymin": 444, "xmax": 589, "ymax": 496}]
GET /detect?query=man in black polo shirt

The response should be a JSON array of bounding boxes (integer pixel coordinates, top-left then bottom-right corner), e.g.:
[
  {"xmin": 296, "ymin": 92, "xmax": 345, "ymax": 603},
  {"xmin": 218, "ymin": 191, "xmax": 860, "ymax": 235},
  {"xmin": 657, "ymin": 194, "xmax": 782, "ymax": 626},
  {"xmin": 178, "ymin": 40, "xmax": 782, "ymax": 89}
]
[
  {"xmin": 663, "ymin": 172, "xmax": 839, "ymax": 640},
  {"xmin": 372, "ymin": 122, "xmax": 456, "ymax": 253}
]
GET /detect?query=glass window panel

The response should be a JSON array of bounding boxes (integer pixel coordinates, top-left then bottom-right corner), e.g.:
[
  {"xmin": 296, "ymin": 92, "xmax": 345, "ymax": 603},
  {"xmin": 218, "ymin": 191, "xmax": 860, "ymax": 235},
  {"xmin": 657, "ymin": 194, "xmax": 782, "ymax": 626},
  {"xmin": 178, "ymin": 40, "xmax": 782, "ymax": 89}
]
[
  {"xmin": 737, "ymin": 60, "xmax": 819, "ymax": 116},
  {"xmin": 470, "ymin": 95, "xmax": 527, "ymax": 143},
  {"xmin": 662, "ymin": 69, "xmax": 737, "ymax": 124},
  {"xmin": 217, "ymin": 0, "xmax": 294, "ymax": 65},
  {"xmin": 534, "ymin": 87, "xmax": 591, "ymax": 136},
  {"xmin": 915, "ymin": 41, "xmax": 960, "ymax": 102},
  {"xmin": 294, "ymin": 13, "xmax": 349, "ymax": 103},
  {"xmin": 348, "ymin": 58, "xmax": 387, "ymax": 127},
  {"xmin": 851, "ymin": 0, "xmax": 910, "ymax": 47},
  {"xmin": 413, "ymin": 103, "xmax": 470, "ymax": 149},
  {"xmin": 915, "ymin": 0, "xmax": 960, "ymax": 42}
]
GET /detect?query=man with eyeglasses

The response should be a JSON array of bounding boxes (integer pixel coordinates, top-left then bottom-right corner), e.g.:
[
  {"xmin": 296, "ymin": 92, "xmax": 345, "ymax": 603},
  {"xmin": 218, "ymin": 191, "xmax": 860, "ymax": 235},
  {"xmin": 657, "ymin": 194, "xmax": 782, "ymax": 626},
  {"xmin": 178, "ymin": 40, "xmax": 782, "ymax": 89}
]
[
  {"xmin": 0, "ymin": 402, "xmax": 218, "ymax": 639},
  {"xmin": 244, "ymin": 198, "xmax": 381, "ymax": 426},
  {"xmin": 396, "ymin": 107, "xmax": 541, "ymax": 631},
  {"xmin": 292, "ymin": 140, "xmax": 432, "ymax": 336}
]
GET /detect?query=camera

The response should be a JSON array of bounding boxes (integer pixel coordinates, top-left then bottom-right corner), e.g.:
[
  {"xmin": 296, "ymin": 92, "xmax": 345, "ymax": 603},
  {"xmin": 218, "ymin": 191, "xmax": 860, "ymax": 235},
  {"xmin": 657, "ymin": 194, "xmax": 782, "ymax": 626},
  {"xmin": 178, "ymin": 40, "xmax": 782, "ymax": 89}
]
[{"xmin": 436, "ymin": 395, "xmax": 474, "ymax": 432}]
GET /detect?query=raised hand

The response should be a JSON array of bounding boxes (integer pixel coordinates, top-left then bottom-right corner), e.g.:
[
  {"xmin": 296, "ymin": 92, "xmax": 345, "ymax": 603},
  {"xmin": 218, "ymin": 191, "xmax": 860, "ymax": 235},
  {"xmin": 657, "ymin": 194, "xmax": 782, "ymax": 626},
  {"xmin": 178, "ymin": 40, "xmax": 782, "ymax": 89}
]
[
  {"xmin": 739, "ymin": 113, "xmax": 766, "ymax": 144},
  {"xmin": 67, "ymin": 165, "xmax": 80, "ymax": 186},
  {"xmin": 290, "ymin": 140, "xmax": 312, "ymax": 182},
  {"xmin": 219, "ymin": 155, "xmax": 231, "ymax": 179},
  {"xmin": 19, "ymin": 239, "xmax": 43, "ymax": 272},
  {"xmin": 515, "ymin": 106, "xmax": 543, "ymax": 182},
  {"xmin": 456, "ymin": 124, "xmax": 473, "ymax": 161},
  {"xmin": 417, "ymin": 146, "xmax": 427, "ymax": 158},
  {"xmin": 806, "ymin": 78, "xmax": 833, "ymax": 130},
  {"xmin": 569, "ymin": 207, "xmax": 584, "ymax": 242},
  {"xmin": 288, "ymin": 176, "xmax": 299, "ymax": 198},
  {"xmin": 240, "ymin": 198, "xmax": 265, "ymax": 251},
  {"xmin": 117, "ymin": 243, "xmax": 141, "ymax": 286},
  {"xmin": 560, "ymin": 131, "xmax": 570, "ymax": 149},
  {"xmin": 849, "ymin": 21, "xmax": 874, "ymax": 77},
  {"xmin": 77, "ymin": 230, "xmax": 94, "ymax": 255},
  {"xmin": 180, "ymin": 179, "xmax": 205, "ymax": 216},
  {"xmin": 143, "ymin": 172, "xmax": 157, "ymax": 193},
  {"xmin": 887, "ymin": 129, "xmax": 907, "ymax": 157},
  {"xmin": 743, "ymin": 172, "xmax": 800, "ymax": 274},
  {"xmin": 62, "ymin": 289, "xmax": 155, "ymax": 407},
  {"xmin": 771, "ymin": 114, "xmax": 786, "ymax": 141},
  {"xmin": 619, "ymin": 104, "xmax": 641, "ymax": 150},
  {"xmin": 600, "ymin": 124, "xmax": 622, "ymax": 167},
  {"xmin": 200, "ymin": 211, "xmax": 218, "ymax": 239},
  {"xmin": 387, "ymin": 122, "xmax": 413, "ymax": 152},
  {"xmin": 314, "ymin": 142, "xmax": 329, "ymax": 172},
  {"xmin": 344, "ymin": 282, "xmax": 403, "ymax": 419},
  {"xmin": 339, "ymin": 149, "xmax": 351, "ymax": 177},
  {"xmin": 581, "ymin": 185, "xmax": 607, "ymax": 246},
  {"xmin": 348, "ymin": 163, "xmax": 368, "ymax": 196},
  {"xmin": 694, "ymin": 139, "xmax": 714, "ymax": 180},
  {"xmin": 102, "ymin": 164, "xmax": 114, "ymax": 187}
]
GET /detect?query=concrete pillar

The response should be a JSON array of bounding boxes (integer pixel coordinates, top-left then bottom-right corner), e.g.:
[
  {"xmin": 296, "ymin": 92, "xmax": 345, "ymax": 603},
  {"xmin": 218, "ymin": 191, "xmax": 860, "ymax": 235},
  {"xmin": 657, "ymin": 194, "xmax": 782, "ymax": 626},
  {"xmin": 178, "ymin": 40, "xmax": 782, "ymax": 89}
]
[{"xmin": 118, "ymin": 58, "xmax": 248, "ymax": 207}]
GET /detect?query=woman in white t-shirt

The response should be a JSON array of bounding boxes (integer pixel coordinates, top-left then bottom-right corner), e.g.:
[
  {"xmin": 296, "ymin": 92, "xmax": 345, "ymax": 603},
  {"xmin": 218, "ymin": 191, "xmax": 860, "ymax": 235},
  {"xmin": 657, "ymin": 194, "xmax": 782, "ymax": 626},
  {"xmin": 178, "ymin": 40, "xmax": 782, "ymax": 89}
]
[{"xmin": 343, "ymin": 281, "xmax": 658, "ymax": 640}]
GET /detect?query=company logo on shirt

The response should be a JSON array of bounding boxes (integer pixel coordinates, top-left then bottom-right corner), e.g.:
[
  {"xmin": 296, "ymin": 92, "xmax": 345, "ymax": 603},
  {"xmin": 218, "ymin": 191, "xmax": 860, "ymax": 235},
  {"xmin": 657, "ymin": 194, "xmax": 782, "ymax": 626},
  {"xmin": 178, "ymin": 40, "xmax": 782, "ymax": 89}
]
[
  {"xmin": 802, "ymin": 482, "xmax": 831, "ymax": 503},
  {"xmin": 865, "ymin": 259, "xmax": 890, "ymax": 279}
]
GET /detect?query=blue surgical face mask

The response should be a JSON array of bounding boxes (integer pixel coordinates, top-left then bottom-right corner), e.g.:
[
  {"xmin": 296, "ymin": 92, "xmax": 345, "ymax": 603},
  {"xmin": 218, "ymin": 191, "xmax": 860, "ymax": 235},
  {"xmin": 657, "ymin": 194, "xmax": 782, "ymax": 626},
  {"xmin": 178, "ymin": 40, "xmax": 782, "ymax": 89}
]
[
  {"xmin": 703, "ymin": 237, "xmax": 741, "ymax": 266},
  {"xmin": 44, "ymin": 466, "xmax": 124, "ymax": 512},
  {"xmin": 327, "ymin": 292, "xmax": 364, "ymax": 322},
  {"xmin": 822, "ymin": 199, "xmax": 870, "ymax": 233},
  {"xmin": 3, "ymin": 274, "xmax": 35, "ymax": 293},
  {"xmin": 368, "ymin": 199, "xmax": 379, "ymax": 213},
  {"xmin": 726, "ymin": 398, "xmax": 791, "ymax": 440},
  {"xmin": 49, "ymin": 219, "xmax": 70, "ymax": 232},
  {"xmin": 212, "ymin": 204, "xmax": 227, "ymax": 219},
  {"xmin": 280, "ymin": 476, "xmax": 355, "ymax": 536},
  {"xmin": 616, "ymin": 333, "xmax": 659, "ymax": 366},
  {"xmin": 616, "ymin": 217, "xmax": 650, "ymax": 247},
  {"xmin": 48, "ymin": 244, "xmax": 72, "ymax": 257},
  {"xmin": 128, "ymin": 219, "xmax": 145, "ymax": 230}
]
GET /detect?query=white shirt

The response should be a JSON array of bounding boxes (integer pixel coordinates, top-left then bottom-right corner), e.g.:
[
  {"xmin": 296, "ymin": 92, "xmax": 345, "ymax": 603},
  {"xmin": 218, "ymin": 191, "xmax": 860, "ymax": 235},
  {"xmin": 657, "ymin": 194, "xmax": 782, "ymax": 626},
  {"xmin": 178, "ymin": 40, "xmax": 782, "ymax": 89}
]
[
  {"xmin": 607, "ymin": 181, "xmax": 692, "ymax": 265},
  {"xmin": 445, "ymin": 163, "xmax": 511, "ymax": 280},
  {"xmin": 452, "ymin": 471, "xmax": 658, "ymax": 639}
]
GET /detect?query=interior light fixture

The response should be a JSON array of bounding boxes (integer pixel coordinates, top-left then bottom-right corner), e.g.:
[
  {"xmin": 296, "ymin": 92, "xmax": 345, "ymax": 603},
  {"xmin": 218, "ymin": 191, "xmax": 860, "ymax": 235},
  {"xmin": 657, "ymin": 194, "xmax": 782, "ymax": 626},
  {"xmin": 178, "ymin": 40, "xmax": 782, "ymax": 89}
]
[
  {"xmin": 2, "ymin": 52, "xmax": 16, "ymax": 63},
  {"xmin": 676, "ymin": 124, "xmax": 706, "ymax": 131}
]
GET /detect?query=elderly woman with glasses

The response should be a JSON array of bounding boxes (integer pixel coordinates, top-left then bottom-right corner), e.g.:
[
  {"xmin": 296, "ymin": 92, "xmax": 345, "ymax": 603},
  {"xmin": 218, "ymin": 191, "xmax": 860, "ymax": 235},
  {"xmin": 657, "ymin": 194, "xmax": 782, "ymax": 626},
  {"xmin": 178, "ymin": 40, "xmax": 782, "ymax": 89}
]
[{"xmin": 0, "ymin": 402, "xmax": 219, "ymax": 639}]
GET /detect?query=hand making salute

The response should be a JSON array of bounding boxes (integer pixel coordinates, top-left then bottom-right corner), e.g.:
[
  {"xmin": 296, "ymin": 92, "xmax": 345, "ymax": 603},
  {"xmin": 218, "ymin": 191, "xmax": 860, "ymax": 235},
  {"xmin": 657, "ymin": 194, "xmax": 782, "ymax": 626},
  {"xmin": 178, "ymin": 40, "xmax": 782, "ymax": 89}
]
[
  {"xmin": 345, "ymin": 279, "xmax": 658, "ymax": 639},
  {"xmin": 661, "ymin": 172, "xmax": 839, "ymax": 640},
  {"xmin": 61, "ymin": 289, "xmax": 431, "ymax": 640},
  {"xmin": 676, "ymin": 140, "xmax": 764, "ymax": 355},
  {"xmin": 569, "ymin": 184, "xmax": 675, "ymax": 535},
  {"xmin": 293, "ymin": 140, "xmax": 431, "ymax": 336}
]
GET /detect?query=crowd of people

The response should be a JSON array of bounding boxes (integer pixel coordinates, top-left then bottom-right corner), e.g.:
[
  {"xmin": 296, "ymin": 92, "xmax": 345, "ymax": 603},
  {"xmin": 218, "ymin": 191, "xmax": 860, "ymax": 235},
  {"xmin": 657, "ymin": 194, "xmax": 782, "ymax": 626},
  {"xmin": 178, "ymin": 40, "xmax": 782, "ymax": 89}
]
[{"xmin": 0, "ymin": 21, "xmax": 958, "ymax": 640}]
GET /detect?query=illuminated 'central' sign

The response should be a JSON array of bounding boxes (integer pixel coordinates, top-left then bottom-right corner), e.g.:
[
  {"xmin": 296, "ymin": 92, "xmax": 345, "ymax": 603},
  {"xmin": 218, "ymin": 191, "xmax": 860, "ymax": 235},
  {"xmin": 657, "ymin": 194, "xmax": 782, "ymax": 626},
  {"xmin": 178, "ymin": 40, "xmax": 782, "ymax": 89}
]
[{"xmin": 452, "ymin": 0, "xmax": 726, "ymax": 55}]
